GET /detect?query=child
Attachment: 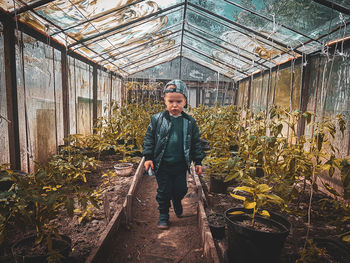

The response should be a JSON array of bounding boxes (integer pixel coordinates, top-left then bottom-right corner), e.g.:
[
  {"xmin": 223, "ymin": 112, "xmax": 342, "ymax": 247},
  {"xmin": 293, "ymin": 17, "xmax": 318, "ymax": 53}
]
[{"xmin": 142, "ymin": 79, "xmax": 204, "ymax": 229}]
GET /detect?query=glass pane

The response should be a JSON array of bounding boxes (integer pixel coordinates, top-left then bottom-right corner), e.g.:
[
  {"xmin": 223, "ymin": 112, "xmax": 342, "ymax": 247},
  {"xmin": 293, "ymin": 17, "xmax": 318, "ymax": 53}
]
[
  {"xmin": 129, "ymin": 57, "xmax": 181, "ymax": 80},
  {"xmin": 92, "ymin": 23, "xmax": 182, "ymax": 62},
  {"xmin": 189, "ymin": 0, "xmax": 309, "ymax": 46},
  {"xmin": 111, "ymin": 33, "xmax": 182, "ymax": 68},
  {"xmin": 125, "ymin": 47, "xmax": 180, "ymax": 75},
  {"xmin": 185, "ymin": 22, "xmax": 276, "ymax": 68},
  {"xmin": 183, "ymin": 33, "xmax": 257, "ymax": 72},
  {"xmin": 111, "ymin": 75, "xmax": 122, "ymax": 104},
  {"xmin": 75, "ymin": 60, "xmax": 93, "ymax": 135},
  {"xmin": 53, "ymin": 48, "xmax": 64, "ymax": 146},
  {"xmin": 182, "ymin": 48, "xmax": 238, "ymax": 79},
  {"xmin": 19, "ymin": 32, "xmax": 57, "ymax": 170},
  {"xmin": 330, "ymin": 0, "xmax": 350, "ymax": 9},
  {"xmin": 97, "ymin": 69, "xmax": 110, "ymax": 119},
  {"xmin": 186, "ymin": 7, "xmax": 292, "ymax": 64}
]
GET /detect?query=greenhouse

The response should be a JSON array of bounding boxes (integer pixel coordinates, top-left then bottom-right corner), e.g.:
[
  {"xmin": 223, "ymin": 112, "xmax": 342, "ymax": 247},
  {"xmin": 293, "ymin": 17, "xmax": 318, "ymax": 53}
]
[{"xmin": 0, "ymin": 0, "xmax": 350, "ymax": 262}]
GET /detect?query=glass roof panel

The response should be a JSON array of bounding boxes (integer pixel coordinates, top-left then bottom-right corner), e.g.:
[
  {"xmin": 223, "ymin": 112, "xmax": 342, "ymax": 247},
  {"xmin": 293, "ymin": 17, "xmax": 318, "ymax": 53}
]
[
  {"xmin": 1, "ymin": 0, "xmax": 349, "ymax": 80},
  {"xmin": 330, "ymin": 0, "xmax": 350, "ymax": 9},
  {"xmin": 129, "ymin": 57, "xmax": 181, "ymax": 80},
  {"xmin": 91, "ymin": 25, "xmax": 182, "ymax": 64},
  {"xmin": 110, "ymin": 34, "xmax": 181, "ymax": 68},
  {"xmin": 229, "ymin": 0, "xmax": 350, "ymax": 38},
  {"xmin": 183, "ymin": 33, "xmax": 260, "ymax": 73},
  {"xmin": 94, "ymin": 30, "xmax": 182, "ymax": 64},
  {"xmin": 72, "ymin": 8, "xmax": 183, "ymax": 53},
  {"xmin": 185, "ymin": 22, "xmax": 275, "ymax": 68},
  {"xmin": 186, "ymin": 7, "xmax": 292, "ymax": 62},
  {"xmin": 182, "ymin": 47, "xmax": 245, "ymax": 79},
  {"xmin": 1, "ymin": 0, "xmax": 34, "ymax": 12},
  {"xmin": 33, "ymin": 0, "xmax": 183, "ymax": 35},
  {"xmin": 129, "ymin": 56, "xmax": 233, "ymax": 82},
  {"xmin": 188, "ymin": 0, "xmax": 312, "ymax": 47},
  {"xmin": 124, "ymin": 47, "xmax": 181, "ymax": 75}
]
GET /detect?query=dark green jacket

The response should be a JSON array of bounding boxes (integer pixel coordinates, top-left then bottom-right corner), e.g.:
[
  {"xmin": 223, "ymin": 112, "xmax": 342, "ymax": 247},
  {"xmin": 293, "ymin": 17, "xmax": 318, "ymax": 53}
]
[{"xmin": 142, "ymin": 110, "xmax": 204, "ymax": 174}]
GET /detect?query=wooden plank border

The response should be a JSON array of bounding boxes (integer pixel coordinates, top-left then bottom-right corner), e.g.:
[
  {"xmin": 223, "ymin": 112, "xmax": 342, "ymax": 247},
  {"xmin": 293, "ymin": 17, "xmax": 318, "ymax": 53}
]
[
  {"xmin": 86, "ymin": 157, "xmax": 145, "ymax": 263},
  {"xmin": 191, "ymin": 167, "xmax": 220, "ymax": 263}
]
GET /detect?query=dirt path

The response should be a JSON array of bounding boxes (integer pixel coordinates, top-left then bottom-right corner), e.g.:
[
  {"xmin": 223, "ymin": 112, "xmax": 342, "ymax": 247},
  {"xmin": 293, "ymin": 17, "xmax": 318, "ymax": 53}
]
[{"xmin": 106, "ymin": 173, "xmax": 207, "ymax": 263}]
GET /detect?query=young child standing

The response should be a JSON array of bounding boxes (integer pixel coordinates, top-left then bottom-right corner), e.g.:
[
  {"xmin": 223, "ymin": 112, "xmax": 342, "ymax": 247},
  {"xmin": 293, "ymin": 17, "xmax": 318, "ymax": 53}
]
[{"xmin": 142, "ymin": 79, "xmax": 204, "ymax": 229}]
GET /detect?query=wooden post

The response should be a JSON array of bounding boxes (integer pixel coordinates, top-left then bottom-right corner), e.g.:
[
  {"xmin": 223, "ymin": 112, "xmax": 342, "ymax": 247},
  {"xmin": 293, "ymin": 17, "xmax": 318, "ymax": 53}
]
[
  {"xmin": 3, "ymin": 19, "xmax": 21, "ymax": 170},
  {"xmin": 297, "ymin": 58, "xmax": 311, "ymax": 138},
  {"xmin": 93, "ymin": 65, "xmax": 97, "ymax": 132}
]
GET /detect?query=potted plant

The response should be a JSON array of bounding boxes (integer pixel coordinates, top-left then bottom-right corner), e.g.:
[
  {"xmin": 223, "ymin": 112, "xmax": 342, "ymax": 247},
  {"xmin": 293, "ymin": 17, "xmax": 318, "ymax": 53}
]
[
  {"xmin": 225, "ymin": 181, "xmax": 290, "ymax": 263},
  {"xmin": 207, "ymin": 210, "xmax": 225, "ymax": 240}
]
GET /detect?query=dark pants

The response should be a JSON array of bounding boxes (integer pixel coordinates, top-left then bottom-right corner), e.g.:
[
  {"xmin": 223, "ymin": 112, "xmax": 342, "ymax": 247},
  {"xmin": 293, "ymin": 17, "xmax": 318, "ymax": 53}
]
[{"xmin": 155, "ymin": 161, "xmax": 188, "ymax": 215}]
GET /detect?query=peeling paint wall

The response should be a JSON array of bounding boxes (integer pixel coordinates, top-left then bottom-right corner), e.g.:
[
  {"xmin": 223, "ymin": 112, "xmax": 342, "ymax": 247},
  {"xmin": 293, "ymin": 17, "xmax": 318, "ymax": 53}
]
[{"xmin": 0, "ymin": 23, "xmax": 10, "ymax": 164}]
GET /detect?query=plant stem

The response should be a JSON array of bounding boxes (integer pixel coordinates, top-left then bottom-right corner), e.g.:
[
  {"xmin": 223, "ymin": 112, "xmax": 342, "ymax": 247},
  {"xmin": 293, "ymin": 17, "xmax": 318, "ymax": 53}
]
[{"xmin": 304, "ymin": 169, "xmax": 315, "ymax": 249}]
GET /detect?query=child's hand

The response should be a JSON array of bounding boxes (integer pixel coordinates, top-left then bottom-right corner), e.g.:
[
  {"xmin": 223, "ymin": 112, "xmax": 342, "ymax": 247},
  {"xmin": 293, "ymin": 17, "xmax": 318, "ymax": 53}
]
[
  {"xmin": 195, "ymin": 165, "xmax": 202, "ymax": 175},
  {"xmin": 144, "ymin": 160, "xmax": 154, "ymax": 172}
]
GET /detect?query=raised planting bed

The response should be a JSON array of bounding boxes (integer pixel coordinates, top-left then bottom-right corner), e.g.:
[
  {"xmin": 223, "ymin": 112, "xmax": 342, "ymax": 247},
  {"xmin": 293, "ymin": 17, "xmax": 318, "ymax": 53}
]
[{"xmin": 2, "ymin": 155, "xmax": 144, "ymax": 263}]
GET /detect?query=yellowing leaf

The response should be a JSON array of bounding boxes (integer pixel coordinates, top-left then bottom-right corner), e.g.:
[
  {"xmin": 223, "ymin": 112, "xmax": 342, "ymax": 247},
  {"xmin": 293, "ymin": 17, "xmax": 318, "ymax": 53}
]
[
  {"xmin": 244, "ymin": 201, "xmax": 256, "ymax": 209},
  {"xmin": 257, "ymin": 184, "xmax": 271, "ymax": 193},
  {"xmin": 342, "ymin": 235, "xmax": 350, "ymax": 243},
  {"xmin": 229, "ymin": 211, "xmax": 244, "ymax": 215},
  {"xmin": 230, "ymin": 193, "xmax": 246, "ymax": 201},
  {"xmin": 234, "ymin": 186, "xmax": 253, "ymax": 194},
  {"xmin": 259, "ymin": 210, "xmax": 270, "ymax": 217}
]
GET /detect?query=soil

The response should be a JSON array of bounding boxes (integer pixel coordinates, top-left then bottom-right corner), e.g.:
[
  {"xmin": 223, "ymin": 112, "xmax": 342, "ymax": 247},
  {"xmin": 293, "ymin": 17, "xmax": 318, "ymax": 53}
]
[
  {"xmin": 200, "ymin": 167, "xmax": 350, "ymax": 263},
  {"xmin": 105, "ymin": 173, "xmax": 207, "ymax": 263},
  {"xmin": 57, "ymin": 154, "xmax": 138, "ymax": 262},
  {"xmin": 3, "ymin": 154, "xmax": 138, "ymax": 262},
  {"xmin": 207, "ymin": 213, "xmax": 225, "ymax": 227}
]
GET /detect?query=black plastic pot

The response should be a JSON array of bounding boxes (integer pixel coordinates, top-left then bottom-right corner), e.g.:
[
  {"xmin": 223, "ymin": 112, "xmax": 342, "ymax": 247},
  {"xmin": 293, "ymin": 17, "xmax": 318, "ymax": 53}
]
[
  {"xmin": 224, "ymin": 207, "xmax": 291, "ymax": 263},
  {"xmin": 11, "ymin": 235, "xmax": 71, "ymax": 263},
  {"xmin": 209, "ymin": 175, "xmax": 228, "ymax": 194},
  {"xmin": 313, "ymin": 237, "xmax": 350, "ymax": 262},
  {"xmin": 208, "ymin": 213, "xmax": 225, "ymax": 240}
]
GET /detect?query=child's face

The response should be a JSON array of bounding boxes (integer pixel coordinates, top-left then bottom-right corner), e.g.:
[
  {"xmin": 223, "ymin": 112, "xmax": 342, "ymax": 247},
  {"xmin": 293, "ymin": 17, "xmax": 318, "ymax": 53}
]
[{"xmin": 164, "ymin": 89, "xmax": 186, "ymax": 116}]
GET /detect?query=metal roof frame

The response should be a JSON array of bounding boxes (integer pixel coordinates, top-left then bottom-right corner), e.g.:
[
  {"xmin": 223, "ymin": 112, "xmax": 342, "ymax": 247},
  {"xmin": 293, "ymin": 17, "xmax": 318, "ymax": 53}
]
[
  {"xmin": 99, "ymin": 30, "xmax": 182, "ymax": 64},
  {"xmin": 114, "ymin": 39, "xmax": 181, "ymax": 68},
  {"xmin": 223, "ymin": 0, "xmax": 319, "ymax": 43},
  {"xmin": 89, "ymin": 22, "xmax": 183, "ymax": 60},
  {"xmin": 183, "ymin": 43, "xmax": 249, "ymax": 76},
  {"xmin": 50, "ymin": 0, "xmax": 147, "ymax": 37},
  {"xmin": 69, "ymin": 2, "xmax": 185, "ymax": 48},
  {"xmin": 186, "ymin": 5, "xmax": 298, "ymax": 60},
  {"xmin": 184, "ymin": 29, "xmax": 269, "ymax": 70},
  {"xmin": 70, "ymin": 5, "xmax": 184, "ymax": 51},
  {"xmin": 188, "ymin": 2, "xmax": 301, "ymax": 54},
  {"xmin": 181, "ymin": 54, "xmax": 235, "ymax": 78},
  {"xmin": 313, "ymin": 0, "xmax": 350, "ymax": 15},
  {"xmin": 185, "ymin": 22, "xmax": 275, "ymax": 67},
  {"xmin": 3, "ymin": 0, "xmax": 349, "ymax": 80},
  {"xmin": 120, "ymin": 44, "xmax": 181, "ymax": 70},
  {"xmin": 10, "ymin": 0, "xmax": 55, "ymax": 16}
]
